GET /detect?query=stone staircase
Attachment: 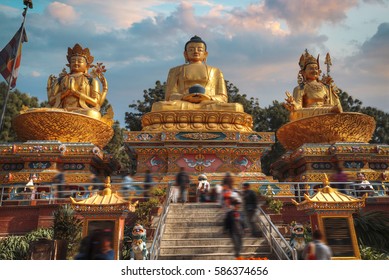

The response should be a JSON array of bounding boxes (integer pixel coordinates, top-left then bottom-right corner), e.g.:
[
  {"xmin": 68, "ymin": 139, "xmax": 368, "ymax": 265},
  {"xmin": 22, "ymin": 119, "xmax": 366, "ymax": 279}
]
[{"xmin": 158, "ymin": 203, "xmax": 273, "ymax": 260}]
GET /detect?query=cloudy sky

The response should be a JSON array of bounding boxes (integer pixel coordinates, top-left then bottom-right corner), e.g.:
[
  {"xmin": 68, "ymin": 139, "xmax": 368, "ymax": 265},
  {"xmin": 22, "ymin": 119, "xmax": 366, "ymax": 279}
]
[{"xmin": 1, "ymin": 0, "xmax": 388, "ymax": 126}]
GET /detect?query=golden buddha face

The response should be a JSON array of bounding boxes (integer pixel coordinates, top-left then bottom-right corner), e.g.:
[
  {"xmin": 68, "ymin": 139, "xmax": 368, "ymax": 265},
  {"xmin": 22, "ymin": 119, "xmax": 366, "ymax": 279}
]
[
  {"xmin": 184, "ymin": 42, "xmax": 208, "ymax": 63},
  {"xmin": 303, "ymin": 63, "xmax": 320, "ymax": 81},
  {"xmin": 70, "ymin": 55, "xmax": 88, "ymax": 74}
]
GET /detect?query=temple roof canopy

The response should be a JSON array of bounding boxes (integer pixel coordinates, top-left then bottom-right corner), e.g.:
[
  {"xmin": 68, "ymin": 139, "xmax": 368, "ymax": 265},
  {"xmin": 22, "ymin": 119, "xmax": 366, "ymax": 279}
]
[
  {"xmin": 292, "ymin": 185, "xmax": 366, "ymax": 211},
  {"xmin": 70, "ymin": 176, "xmax": 138, "ymax": 213}
]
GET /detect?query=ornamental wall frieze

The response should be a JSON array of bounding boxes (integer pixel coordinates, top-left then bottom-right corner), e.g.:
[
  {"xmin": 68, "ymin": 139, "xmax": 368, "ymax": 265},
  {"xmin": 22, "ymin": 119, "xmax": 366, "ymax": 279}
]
[
  {"xmin": 14, "ymin": 157, "xmax": 60, "ymax": 163},
  {"xmin": 377, "ymin": 146, "xmax": 389, "ymax": 155},
  {"xmin": 129, "ymin": 148, "xmax": 168, "ymax": 154},
  {"xmin": 293, "ymin": 170, "xmax": 386, "ymax": 183},
  {"xmin": 311, "ymin": 162, "xmax": 334, "ymax": 170},
  {"xmin": 363, "ymin": 172, "xmax": 386, "ymax": 181},
  {"xmin": 240, "ymin": 132, "xmax": 275, "ymax": 143},
  {"xmin": 369, "ymin": 162, "xmax": 388, "ymax": 170},
  {"xmin": 299, "ymin": 173, "xmax": 328, "ymax": 182},
  {"xmin": 291, "ymin": 146, "xmax": 331, "ymax": 159},
  {"xmin": 141, "ymin": 111, "xmax": 253, "ymax": 132},
  {"xmin": 176, "ymin": 132, "xmax": 226, "ymax": 141},
  {"xmin": 343, "ymin": 161, "xmax": 365, "ymax": 169},
  {"xmin": 0, "ymin": 144, "xmax": 61, "ymax": 155},
  {"xmin": 1, "ymin": 163, "xmax": 25, "ymax": 171},
  {"xmin": 27, "ymin": 162, "xmax": 52, "ymax": 169},
  {"xmin": 63, "ymin": 163, "xmax": 86, "ymax": 171},
  {"xmin": 72, "ymin": 204, "xmax": 135, "ymax": 213},
  {"xmin": 1, "ymin": 173, "xmax": 52, "ymax": 184},
  {"xmin": 62, "ymin": 173, "xmax": 96, "ymax": 183},
  {"xmin": 165, "ymin": 147, "xmax": 227, "ymax": 154},
  {"xmin": 124, "ymin": 132, "xmax": 161, "ymax": 142},
  {"xmin": 213, "ymin": 164, "xmax": 239, "ymax": 173},
  {"xmin": 329, "ymin": 144, "xmax": 380, "ymax": 154},
  {"xmin": 243, "ymin": 164, "xmax": 262, "ymax": 172},
  {"xmin": 276, "ymin": 184, "xmax": 294, "ymax": 196},
  {"xmin": 296, "ymin": 201, "xmax": 365, "ymax": 211},
  {"xmin": 142, "ymin": 123, "xmax": 253, "ymax": 132},
  {"xmin": 0, "ymin": 172, "xmax": 93, "ymax": 184},
  {"xmin": 171, "ymin": 131, "xmax": 237, "ymax": 141},
  {"xmin": 142, "ymin": 111, "xmax": 253, "ymax": 126},
  {"xmin": 0, "ymin": 143, "xmax": 100, "ymax": 156},
  {"xmin": 338, "ymin": 155, "xmax": 371, "ymax": 162}
]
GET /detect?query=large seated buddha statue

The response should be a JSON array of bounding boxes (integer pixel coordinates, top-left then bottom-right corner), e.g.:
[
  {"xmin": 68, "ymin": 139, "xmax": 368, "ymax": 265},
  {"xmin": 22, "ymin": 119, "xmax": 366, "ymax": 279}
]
[
  {"xmin": 144, "ymin": 36, "xmax": 251, "ymax": 132},
  {"xmin": 47, "ymin": 43, "xmax": 108, "ymax": 120},
  {"xmin": 277, "ymin": 50, "xmax": 375, "ymax": 150},
  {"xmin": 283, "ymin": 50, "xmax": 342, "ymax": 121},
  {"xmin": 152, "ymin": 35, "xmax": 243, "ymax": 112},
  {"xmin": 12, "ymin": 44, "xmax": 114, "ymax": 148}
]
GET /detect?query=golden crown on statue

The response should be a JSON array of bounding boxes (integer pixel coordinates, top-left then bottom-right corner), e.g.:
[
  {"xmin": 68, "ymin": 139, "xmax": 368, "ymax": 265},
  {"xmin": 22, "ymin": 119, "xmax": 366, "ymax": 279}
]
[
  {"xmin": 66, "ymin": 43, "xmax": 94, "ymax": 64},
  {"xmin": 298, "ymin": 49, "xmax": 319, "ymax": 70}
]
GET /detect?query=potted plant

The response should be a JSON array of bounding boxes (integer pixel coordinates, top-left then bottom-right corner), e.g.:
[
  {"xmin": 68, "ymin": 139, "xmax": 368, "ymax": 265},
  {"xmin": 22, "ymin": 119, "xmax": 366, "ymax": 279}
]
[
  {"xmin": 268, "ymin": 198, "xmax": 283, "ymax": 214},
  {"xmin": 150, "ymin": 185, "xmax": 167, "ymax": 203},
  {"xmin": 52, "ymin": 204, "xmax": 82, "ymax": 259},
  {"xmin": 134, "ymin": 198, "xmax": 160, "ymax": 240},
  {"xmin": 134, "ymin": 198, "xmax": 160, "ymax": 227}
]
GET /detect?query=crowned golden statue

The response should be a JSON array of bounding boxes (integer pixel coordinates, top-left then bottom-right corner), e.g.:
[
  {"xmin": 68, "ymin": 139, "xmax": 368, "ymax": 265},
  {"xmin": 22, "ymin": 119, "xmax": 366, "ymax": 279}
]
[
  {"xmin": 143, "ymin": 36, "xmax": 252, "ymax": 132},
  {"xmin": 12, "ymin": 43, "xmax": 114, "ymax": 148},
  {"xmin": 276, "ymin": 50, "xmax": 375, "ymax": 150},
  {"xmin": 151, "ymin": 35, "xmax": 243, "ymax": 112},
  {"xmin": 283, "ymin": 50, "xmax": 342, "ymax": 121},
  {"xmin": 47, "ymin": 43, "xmax": 108, "ymax": 120}
]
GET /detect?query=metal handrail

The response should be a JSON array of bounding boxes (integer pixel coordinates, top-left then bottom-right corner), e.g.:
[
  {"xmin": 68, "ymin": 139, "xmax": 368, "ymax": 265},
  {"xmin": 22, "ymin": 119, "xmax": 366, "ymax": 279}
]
[
  {"xmin": 1, "ymin": 180, "xmax": 387, "ymax": 206},
  {"xmin": 256, "ymin": 205, "xmax": 298, "ymax": 260},
  {"xmin": 0, "ymin": 181, "xmax": 152, "ymax": 206},
  {"xmin": 149, "ymin": 182, "xmax": 174, "ymax": 260}
]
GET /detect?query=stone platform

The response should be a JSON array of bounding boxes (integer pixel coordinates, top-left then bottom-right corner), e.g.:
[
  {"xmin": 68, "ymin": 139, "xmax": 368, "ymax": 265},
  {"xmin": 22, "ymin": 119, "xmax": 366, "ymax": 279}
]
[
  {"xmin": 0, "ymin": 140, "xmax": 114, "ymax": 186},
  {"xmin": 271, "ymin": 142, "xmax": 389, "ymax": 183},
  {"xmin": 124, "ymin": 130, "xmax": 275, "ymax": 182}
]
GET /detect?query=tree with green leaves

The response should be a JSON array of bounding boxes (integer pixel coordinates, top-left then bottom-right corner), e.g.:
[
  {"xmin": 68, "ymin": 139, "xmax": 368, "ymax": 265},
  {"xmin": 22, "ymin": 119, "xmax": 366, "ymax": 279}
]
[
  {"xmin": 338, "ymin": 90, "xmax": 389, "ymax": 144},
  {"xmin": 52, "ymin": 204, "xmax": 83, "ymax": 259},
  {"xmin": 354, "ymin": 210, "xmax": 389, "ymax": 258},
  {"xmin": 0, "ymin": 82, "xmax": 42, "ymax": 142},
  {"xmin": 104, "ymin": 120, "xmax": 135, "ymax": 174},
  {"xmin": 125, "ymin": 80, "xmax": 166, "ymax": 131}
]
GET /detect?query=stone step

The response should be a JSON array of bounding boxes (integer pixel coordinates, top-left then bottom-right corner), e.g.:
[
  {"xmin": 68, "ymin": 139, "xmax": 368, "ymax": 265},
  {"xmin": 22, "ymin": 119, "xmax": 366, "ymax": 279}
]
[
  {"xmin": 165, "ymin": 220, "xmax": 224, "ymax": 227},
  {"xmin": 163, "ymin": 226, "xmax": 224, "ymax": 233},
  {"xmin": 163, "ymin": 231, "xmax": 228, "ymax": 239},
  {"xmin": 167, "ymin": 212, "xmax": 226, "ymax": 218},
  {"xmin": 158, "ymin": 252, "xmax": 272, "ymax": 260},
  {"xmin": 168, "ymin": 209, "xmax": 225, "ymax": 215},
  {"xmin": 170, "ymin": 203, "xmax": 221, "ymax": 209},
  {"xmin": 159, "ymin": 244, "xmax": 270, "ymax": 255},
  {"xmin": 166, "ymin": 214, "xmax": 224, "ymax": 223},
  {"xmin": 158, "ymin": 202, "xmax": 273, "ymax": 260},
  {"xmin": 161, "ymin": 238, "xmax": 267, "ymax": 247}
]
